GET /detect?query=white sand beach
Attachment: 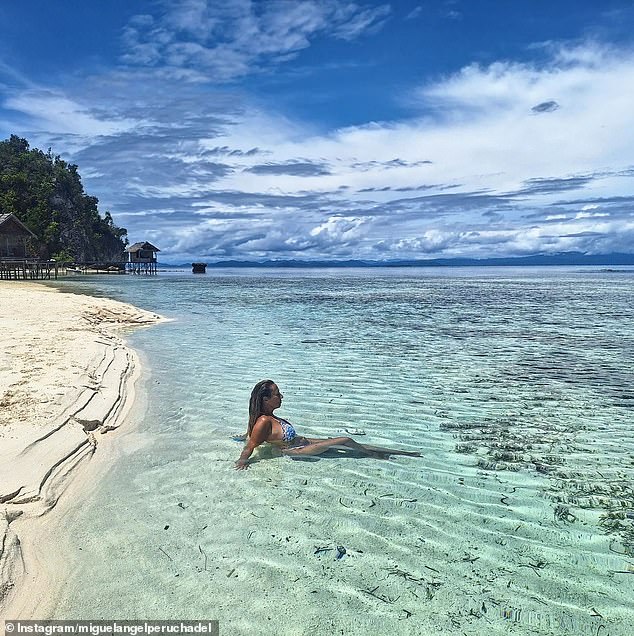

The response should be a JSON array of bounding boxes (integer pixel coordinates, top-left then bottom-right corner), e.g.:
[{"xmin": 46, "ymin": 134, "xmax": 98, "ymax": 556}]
[{"xmin": 0, "ymin": 282, "xmax": 163, "ymax": 619}]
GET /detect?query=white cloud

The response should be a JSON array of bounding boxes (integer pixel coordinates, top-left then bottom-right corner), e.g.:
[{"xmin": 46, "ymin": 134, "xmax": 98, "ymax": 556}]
[
  {"xmin": 309, "ymin": 216, "xmax": 365, "ymax": 240},
  {"xmin": 575, "ymin": 211, "xmax": 610, "ymax": 219},
  {"xmin": 120, "ymin": 0, "xmax": 391, "ymax": 80},
  {"xmin": 180, "ymin": 41, "xmax": 634, "ymax": 258},
  {"xmin": 4, "ymin": 91, "xmax": 141, "ymax": 137},
  {"xmin": 330, "ymin": 3, "xmax": 391, "ymax": 40},
  {"xmin": 405, "ymin": 7, "xmax": 423, "ymax": 21}
]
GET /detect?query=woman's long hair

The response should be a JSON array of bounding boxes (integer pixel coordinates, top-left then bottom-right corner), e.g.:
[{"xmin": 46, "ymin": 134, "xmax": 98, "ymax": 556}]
[{"xmin": 247, "ymin": 379, "xmax": 275, "ymax": 436}]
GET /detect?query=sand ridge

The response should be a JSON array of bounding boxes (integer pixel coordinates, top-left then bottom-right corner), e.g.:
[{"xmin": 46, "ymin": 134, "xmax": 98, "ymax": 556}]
[{"xmin": 0, "ymin": 282, "xmax": 164, "ymax": 617}]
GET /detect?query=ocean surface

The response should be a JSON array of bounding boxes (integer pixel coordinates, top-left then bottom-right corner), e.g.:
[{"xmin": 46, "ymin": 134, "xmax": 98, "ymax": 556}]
[{"xmin": 46, "ymin": 267, "xmax": 633, "ymax": 635}]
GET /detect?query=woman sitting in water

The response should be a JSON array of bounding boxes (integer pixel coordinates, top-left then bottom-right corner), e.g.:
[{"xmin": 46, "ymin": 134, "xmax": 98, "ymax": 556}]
[{"xmin": 235, "ymin": 379, "xmax": 421, "ymax": 470}]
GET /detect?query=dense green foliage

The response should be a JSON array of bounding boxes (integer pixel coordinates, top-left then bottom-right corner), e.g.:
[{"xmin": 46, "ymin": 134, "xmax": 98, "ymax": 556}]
[{"xmin": 0, "ymin": 135, "xmax": 127, "ymax": 261}]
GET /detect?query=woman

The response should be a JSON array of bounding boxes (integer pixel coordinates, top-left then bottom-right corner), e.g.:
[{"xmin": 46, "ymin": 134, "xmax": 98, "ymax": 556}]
[{"xmin": 235, "ymin": 379, "xmax": 421, "ymax": 470}]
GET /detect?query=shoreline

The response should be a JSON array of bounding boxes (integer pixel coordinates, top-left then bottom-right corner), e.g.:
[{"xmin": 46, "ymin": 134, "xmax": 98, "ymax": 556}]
[{"xmin": 0, "ymin": 282, "xmax": 164, "ymax": 619}]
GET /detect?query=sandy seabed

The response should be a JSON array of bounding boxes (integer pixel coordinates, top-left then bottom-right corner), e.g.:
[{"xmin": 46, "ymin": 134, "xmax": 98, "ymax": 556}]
[{"xmin": 0, "ymin": 282, "xmax": 163, "ymax": 619}]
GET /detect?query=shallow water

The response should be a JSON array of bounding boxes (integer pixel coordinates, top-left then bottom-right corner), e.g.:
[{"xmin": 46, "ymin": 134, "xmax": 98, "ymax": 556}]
[{"xmin": 48, "ymin": 267, "xmax": 633, "ymax": 635}]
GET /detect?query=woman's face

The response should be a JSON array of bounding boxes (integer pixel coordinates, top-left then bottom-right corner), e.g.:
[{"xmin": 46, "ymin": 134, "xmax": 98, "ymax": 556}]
[{"xmin": 264, "ymin": 383, "xmax": 283, "ymax": 410}]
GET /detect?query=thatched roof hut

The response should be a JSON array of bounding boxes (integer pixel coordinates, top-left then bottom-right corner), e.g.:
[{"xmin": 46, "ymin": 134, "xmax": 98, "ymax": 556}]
[{"xmin": 125, "ymin": 241, "xmax": 160, "ymax": 263}]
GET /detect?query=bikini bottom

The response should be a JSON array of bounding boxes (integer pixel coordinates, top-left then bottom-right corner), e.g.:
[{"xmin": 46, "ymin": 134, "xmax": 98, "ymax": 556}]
[{"xmin": 280, "ymin": 436, "xmax": 311, "ymax": 451}]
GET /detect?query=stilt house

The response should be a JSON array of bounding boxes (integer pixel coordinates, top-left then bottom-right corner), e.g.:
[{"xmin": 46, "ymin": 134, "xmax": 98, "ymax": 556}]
[
  {"xmin": 0, "ymin": 213, "xmax": 36, "ymax": 258},
  {"xmin": 0, "ymin": 213, "xmax": 58, "ymax": 280},
  {"xmin": 125, "ymin": 241, "xmax": 160, "ymax": 274}
]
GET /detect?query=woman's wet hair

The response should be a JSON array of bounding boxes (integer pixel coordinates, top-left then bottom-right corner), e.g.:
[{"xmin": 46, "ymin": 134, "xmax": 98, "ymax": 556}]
[{"xmin": 247, "ymin": 379, "xmax": 275, "ymax": 436}]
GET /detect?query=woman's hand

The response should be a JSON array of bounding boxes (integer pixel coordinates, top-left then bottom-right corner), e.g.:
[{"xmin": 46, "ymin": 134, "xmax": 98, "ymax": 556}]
[{"xmin": 234, "ymin": 459, "xmax": 250, "ymax": 470}]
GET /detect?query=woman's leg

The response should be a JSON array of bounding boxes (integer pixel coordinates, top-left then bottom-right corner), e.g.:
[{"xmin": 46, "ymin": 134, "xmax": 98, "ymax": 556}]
[
  {"xmin": 285, "ymin": 437, "xmax": 420, "ymax": 458},
  {"xmin": 356, "ymin": 443, "xmax": 421, "ymax": 457},
  {"xmin": 284, "ymin": 436, "xmax": 385, "ymax": 458}
]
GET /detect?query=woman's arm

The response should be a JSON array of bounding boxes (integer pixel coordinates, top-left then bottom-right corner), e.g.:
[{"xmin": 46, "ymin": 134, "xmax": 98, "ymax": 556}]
[{"xmin": 235, "ymin": 418, "xmax": 271, "ymax": 470}]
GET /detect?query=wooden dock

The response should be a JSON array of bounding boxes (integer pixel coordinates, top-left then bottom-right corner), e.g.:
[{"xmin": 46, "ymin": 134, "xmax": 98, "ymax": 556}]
[{"xmin": 0, "ymin": 259, "xmax": 60, "ymax": 280}]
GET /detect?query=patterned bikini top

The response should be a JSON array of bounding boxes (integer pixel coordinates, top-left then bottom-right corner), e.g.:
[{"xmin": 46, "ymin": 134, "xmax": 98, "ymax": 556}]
[{"xmin": 277, "ymin": 417, "xmax": 297, "ymax": 442}]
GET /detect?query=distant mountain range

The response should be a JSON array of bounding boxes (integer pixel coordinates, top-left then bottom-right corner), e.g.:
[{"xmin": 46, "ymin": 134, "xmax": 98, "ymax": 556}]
[{"xmin": 160, "ymin": 252, "xmax": 634, "ymax": 268}]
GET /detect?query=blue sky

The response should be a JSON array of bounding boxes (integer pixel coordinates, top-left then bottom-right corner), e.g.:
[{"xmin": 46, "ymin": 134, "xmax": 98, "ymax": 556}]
[{"xmin": 1, "ymin": 0, "xmax": 634, "ymax": 262}]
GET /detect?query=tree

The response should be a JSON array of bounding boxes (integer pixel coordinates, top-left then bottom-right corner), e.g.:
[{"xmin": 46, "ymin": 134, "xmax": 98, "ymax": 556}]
[{"xmin": 0, "ymin": 135, "xmax": 128, "ymax": 261}]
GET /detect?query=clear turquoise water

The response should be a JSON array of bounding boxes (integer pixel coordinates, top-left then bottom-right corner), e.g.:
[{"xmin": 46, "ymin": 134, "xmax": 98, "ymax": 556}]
[{"xmin": 47, "ymin": 267, "xmax": 633, "ymax": 635}]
